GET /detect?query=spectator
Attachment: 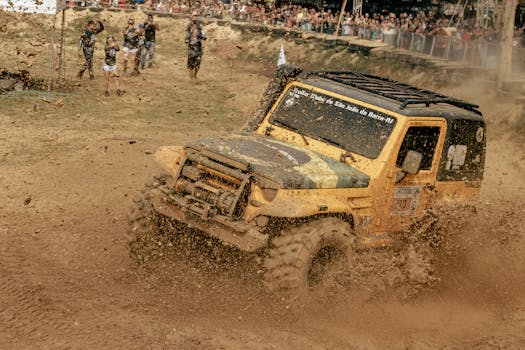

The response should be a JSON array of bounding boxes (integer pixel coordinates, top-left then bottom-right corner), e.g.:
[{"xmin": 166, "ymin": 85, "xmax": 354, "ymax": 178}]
[
  {"xmin": 432, "ymin": 22, "xmax": 449, "ymax": 58},
  {"xmin": 78, "ymin": 19, "xmax": 104, "ymax": 80},
  {"xmin": 103, "ymin": 36, "xmax": 123, "ymax": 96},
  {"xmin": 450, "ymin": 28, "xmax": 463, "ymax": 61},
  {"xmin": 141, "ymin": 14, "xmax": 159, "ymax": 69},
  {"xmin": 185, "ymin": 20, "xmax": 207, "ymax": 81},
  {"xmin": 484, "ymin": 26, "xmax": 501, "ymax": 68},
  {"xmin": 122, "ymin": 18, "xmax": 140, "ymax": 74}
]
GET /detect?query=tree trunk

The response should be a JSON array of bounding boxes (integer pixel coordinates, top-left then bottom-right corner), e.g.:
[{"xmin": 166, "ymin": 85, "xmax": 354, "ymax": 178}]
[
  {"xmin": 497, "ymin": 0, "xmax": 518, "ymax": 91},
  {"xmin": 335, "ymin": 0, "xmax": 348, "ymax": 37}
]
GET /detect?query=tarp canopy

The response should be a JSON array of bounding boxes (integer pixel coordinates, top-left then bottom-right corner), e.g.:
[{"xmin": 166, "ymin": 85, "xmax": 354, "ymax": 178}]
[{"xmin": 0, "ymin": 0, "xmax": 66, "ymax": 14}]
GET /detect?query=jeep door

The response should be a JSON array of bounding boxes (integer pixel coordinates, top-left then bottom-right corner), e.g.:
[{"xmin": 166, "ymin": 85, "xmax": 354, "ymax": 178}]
[{"xmin": 386, "ymin": 120, "xmax": 447, "ymax": 231}]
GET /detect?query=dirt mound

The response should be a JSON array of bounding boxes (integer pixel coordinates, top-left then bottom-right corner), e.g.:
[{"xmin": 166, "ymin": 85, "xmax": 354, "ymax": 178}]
[
  {"xmin": 205, "ymin": 21, "xmax": 241, "ymax": 41},
  {"xmin": 0, "ymin": 10, "xmax": 49, "ymax": 33}
]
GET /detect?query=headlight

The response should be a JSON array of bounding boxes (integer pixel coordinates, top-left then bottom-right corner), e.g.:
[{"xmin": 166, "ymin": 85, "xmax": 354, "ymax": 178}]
[{"xmin": 261, "ymin": 188, "xmax": 278, "ymax": 202}]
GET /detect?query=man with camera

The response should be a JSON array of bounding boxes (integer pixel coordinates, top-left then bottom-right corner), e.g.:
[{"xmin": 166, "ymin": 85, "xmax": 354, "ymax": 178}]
[{"xmin": 141, "ymin": 14, "xmax": 160, "ymax": 69}]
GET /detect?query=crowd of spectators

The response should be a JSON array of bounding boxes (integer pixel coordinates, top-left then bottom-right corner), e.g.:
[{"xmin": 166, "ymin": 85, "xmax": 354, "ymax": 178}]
[{"xmin": 73, "ymin": 0, "xmax": 525, "ymax": 65}]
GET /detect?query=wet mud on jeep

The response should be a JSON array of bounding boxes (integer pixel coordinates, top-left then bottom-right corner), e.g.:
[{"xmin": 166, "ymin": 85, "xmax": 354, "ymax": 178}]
[{"xmin": 127, "ymin": 65, "xmax": 485, "ymax": 299}]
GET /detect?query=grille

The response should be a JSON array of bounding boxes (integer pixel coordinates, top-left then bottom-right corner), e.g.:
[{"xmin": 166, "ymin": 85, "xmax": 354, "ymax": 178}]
[{"xmin": 172, "ymin": 149, "xmax": 251, "ymax": 220}]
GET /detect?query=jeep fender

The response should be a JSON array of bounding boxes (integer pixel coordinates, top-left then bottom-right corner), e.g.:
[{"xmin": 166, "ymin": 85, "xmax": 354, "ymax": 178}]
[{"xmin": 154, "ymin": 146, "xmax": 183, "ymax": 174}]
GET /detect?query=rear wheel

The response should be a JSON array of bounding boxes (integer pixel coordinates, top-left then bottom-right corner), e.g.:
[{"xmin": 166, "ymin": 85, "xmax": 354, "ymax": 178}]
[{"xmin": 263, "ymin": 217, "xmax": 355, "ymax": 300}]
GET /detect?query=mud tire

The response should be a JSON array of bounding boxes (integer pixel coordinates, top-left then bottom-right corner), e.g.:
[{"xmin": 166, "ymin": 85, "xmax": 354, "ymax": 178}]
[
  {"xmin": 125, "ymin": 175, "xmax": 171, "ymax": 265},
  {"xmin": 263, "ymin": 217, "xmax": 355, "ymax": 299}
]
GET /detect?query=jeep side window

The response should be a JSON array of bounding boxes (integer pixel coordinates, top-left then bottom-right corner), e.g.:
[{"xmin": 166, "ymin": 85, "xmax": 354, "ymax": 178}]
[{"xmin": 396, "ymin": 127, "xmax": 441, "ymax": 170}]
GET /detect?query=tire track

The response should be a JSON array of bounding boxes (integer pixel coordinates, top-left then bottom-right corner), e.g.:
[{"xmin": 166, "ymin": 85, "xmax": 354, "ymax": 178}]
[
  {"xmin": 0, "ymin": 229, "xmax": 82, "ymax": 348},
  {"xmin": 0, "ymin": 271, "xmax": 74, "ymax": 341},
  {"xmin": 0, "ymin": 227, "xmax": 103, "ymax": 349}
]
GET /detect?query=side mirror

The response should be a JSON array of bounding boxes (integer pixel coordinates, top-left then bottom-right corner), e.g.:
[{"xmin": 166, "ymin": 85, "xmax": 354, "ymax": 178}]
[
  {"xmin": 396, "ymin": 150, "xmax": 423, "ymax": 182},
  {"xmin": 402, "ymin": 150, "xmax": 423, "ymax": 174}
]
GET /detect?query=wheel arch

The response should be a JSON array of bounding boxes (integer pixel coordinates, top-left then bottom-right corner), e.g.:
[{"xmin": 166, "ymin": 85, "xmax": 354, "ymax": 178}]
[{"xmin": 264, "ymin": 212, "xmax": 356, "ymax": 239}]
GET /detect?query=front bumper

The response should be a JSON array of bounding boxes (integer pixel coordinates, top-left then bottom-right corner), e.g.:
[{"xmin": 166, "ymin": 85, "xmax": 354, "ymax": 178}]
[{"xmin": 150, "ymin": 189, "xmax": 268, "ymax": 252}]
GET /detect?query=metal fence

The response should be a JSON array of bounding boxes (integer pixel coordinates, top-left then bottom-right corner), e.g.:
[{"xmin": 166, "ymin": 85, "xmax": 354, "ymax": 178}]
[{"xmin": 380, "ymin": 29, "xmax": 524, "ymax": 75}]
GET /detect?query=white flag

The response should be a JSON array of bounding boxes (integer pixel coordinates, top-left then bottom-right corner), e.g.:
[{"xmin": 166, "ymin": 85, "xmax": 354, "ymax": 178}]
[{"xmin": 277, "ymin": 45, "xmax": 286, "ymax": 66}]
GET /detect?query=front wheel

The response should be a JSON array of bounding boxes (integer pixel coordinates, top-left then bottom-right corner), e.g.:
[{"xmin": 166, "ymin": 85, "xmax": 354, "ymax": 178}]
[
  {"xmin": 125, "ymin": 175, "xmax": 174, "ymax": 265},
  {"xmin": 263, "ymin": 217, "xmax": 355, "ymax": 299}
]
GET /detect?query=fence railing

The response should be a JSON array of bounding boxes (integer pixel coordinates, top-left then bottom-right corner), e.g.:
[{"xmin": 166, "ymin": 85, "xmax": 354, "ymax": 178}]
[
  {"xmin": 360, "ymin": 26, "xmax": 523, "ymax": 74},
  {"xmin": 385, "ymin": 29, "xmax": 523, "ymax": 74}
]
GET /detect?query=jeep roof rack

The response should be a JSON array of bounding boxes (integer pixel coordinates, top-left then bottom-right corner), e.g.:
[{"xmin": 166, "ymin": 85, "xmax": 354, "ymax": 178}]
[{"xmin": 306, "ymin": 71, "xmax": 482, "ymax": 116}]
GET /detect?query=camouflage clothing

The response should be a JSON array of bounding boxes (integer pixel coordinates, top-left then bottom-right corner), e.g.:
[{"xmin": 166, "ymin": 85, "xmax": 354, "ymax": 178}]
[
  {"xmin": 104, "ymin": 44, "xmax": 120, "ymax": 67},
  {"xmin": 78, "ymin": 21, "xmax": 104, "ymax": 79},
  {"xmin": 185, "ymin": 29, "xmax": 206, "ymax": 70},
  {"xmin": 78, "ymin": 28, "xmax": 96, "ymax": 78},
  {"xmin": 123, "ymin": 27, "xmax": 140, "ymax": 50}
]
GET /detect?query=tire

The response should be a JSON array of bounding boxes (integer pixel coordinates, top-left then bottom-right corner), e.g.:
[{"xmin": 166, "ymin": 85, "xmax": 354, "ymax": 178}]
[
  {"xmin": 126, "ymin": 175, "xmax": 172, "ymax": 265},
  {"xmin": 263, "ymin": 217, "xmax": 355, "ymax": 299}
]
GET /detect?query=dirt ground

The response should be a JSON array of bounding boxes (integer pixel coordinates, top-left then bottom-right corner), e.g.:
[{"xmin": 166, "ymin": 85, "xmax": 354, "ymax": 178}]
[{"xmin": 1, "ymin": 9, "xmax": 525, "ymax": 350}]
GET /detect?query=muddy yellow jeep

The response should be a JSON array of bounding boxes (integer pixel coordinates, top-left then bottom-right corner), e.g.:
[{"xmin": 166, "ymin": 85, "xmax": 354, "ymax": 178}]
[{"xmin": 127, "ymin": 66, "xmax": 485, "ymax": 295}]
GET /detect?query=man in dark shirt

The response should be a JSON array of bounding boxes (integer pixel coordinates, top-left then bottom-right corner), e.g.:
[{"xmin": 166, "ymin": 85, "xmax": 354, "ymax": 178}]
[
  {"xmin": 141, "ymin": 14, "xmax": 159, "ymax": 69},
  {"xmin": 78, "ymin": 19, "xmax": 104, "ymax": 80}
]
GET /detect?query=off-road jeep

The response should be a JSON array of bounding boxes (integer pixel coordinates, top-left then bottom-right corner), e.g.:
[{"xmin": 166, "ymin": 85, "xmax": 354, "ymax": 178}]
[{"xmin": 127, "ymin": 66, "xmax": 485, "ymax": 295}]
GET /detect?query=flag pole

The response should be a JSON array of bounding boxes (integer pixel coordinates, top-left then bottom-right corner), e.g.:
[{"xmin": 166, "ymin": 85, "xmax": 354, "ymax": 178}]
[
  {"xmin": 57, "ymin": 8, "xmax": 66, "ymax": 86},
  {"xmin": 47, "ymin": 12, "xmax": 57, "ymax": 97}
]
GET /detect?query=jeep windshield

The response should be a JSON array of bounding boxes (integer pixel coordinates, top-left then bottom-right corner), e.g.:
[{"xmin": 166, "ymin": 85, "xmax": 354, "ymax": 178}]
[{"xmin": 269, "ymin": 85, "xmax": 397, "ymax": 159}]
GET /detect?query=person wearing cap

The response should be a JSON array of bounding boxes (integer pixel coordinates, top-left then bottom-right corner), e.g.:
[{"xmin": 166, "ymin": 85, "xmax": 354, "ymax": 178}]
[
  {"xmin": 103, "ymin": 36, "xmax": 123, "ymax": 97},
  {"xmin": 141, "ymin": 14, "xmax": 159, "ymax": 69},
  {"xmin": 184, "ymin": 20, "xmax": 207, "ymax": 80},
  {"xmin": 122, "ymin": 18, "xmax": 140, "ymax": 74}
]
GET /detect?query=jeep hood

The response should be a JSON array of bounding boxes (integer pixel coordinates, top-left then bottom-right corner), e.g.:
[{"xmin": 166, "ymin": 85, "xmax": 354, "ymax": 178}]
[{"xmin": 185, "ymin": 134, "xmax": 369, "ymax": 189}]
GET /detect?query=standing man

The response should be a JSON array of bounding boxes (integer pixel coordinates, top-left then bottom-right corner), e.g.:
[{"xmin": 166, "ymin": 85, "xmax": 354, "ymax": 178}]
[
  {"xmin": 122, "ymin": 18, "xmax": 140, "ymax": 75},
  {"xmin": 184, "ymin": 20, "xmax": 207, "ymax": 81},
  {"xmin": 141, "ymin": 14, "xmax": 159, "ymax": 69},
  {"xmin": 78, "ymin": 19, "xmax": 104, "ymax": 80}
]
